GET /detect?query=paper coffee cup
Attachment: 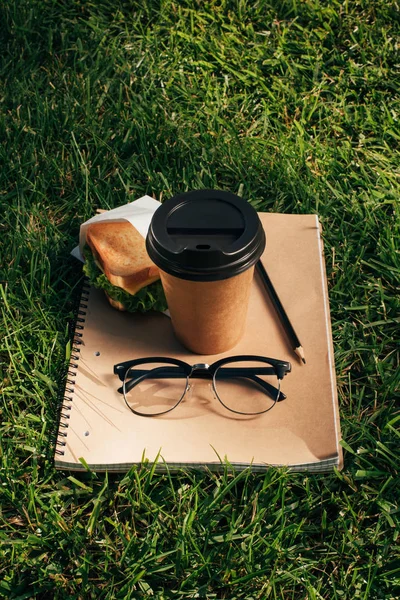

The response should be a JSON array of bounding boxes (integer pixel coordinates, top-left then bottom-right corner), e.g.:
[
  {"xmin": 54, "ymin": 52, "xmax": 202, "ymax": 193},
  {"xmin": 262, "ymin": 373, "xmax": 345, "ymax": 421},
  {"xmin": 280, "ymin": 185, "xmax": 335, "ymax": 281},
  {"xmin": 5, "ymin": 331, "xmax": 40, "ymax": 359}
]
[
  {"xmin": 146, "ymin": 190, "xmax": 266, "ymax": 355},
  {"xmin": 159, "ymin": 267, "xmax": 254, "ymax": 354}
]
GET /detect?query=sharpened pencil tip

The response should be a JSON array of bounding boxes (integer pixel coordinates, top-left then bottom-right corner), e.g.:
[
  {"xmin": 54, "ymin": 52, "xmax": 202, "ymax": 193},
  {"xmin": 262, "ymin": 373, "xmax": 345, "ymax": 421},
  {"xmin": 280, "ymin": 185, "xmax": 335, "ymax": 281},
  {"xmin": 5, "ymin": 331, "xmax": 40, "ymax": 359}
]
[{"xmin": 294, "ymin": 346, "xmax": 306, "ymax": 364}]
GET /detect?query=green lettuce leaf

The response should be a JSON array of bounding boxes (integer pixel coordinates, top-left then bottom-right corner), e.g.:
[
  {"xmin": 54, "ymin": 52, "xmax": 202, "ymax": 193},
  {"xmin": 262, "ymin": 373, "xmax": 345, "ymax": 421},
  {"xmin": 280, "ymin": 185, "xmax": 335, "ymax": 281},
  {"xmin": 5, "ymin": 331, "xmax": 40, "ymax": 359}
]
[{"xmin": 82, "ymin": 248, "xmax": 168, "ymax": 313}]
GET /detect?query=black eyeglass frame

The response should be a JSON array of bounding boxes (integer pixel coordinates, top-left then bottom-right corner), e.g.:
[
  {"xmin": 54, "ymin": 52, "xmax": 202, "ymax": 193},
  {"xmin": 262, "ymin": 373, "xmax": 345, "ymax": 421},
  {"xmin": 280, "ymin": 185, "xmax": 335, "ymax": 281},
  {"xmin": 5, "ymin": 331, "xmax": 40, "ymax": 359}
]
[{"xmin": 114, "ymin": 355, "xmax": 291, "ymax": 417}]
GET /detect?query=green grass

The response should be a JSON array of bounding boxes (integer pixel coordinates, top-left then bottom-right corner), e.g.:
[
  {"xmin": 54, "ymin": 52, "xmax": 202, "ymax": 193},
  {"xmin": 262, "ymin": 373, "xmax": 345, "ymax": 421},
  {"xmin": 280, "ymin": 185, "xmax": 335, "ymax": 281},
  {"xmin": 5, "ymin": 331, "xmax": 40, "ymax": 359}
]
[{"xmin": 0, "ymin": 0, "xmax": 399, "ymax": 597}]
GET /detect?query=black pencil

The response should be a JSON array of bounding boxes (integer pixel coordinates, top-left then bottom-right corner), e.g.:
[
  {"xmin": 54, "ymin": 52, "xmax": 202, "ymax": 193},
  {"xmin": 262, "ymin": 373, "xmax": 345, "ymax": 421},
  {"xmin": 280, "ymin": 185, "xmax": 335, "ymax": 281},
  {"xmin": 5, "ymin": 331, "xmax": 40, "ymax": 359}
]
[{"xmin": 256, "ymin": 260, "xmax": 306, "ymax": 364}]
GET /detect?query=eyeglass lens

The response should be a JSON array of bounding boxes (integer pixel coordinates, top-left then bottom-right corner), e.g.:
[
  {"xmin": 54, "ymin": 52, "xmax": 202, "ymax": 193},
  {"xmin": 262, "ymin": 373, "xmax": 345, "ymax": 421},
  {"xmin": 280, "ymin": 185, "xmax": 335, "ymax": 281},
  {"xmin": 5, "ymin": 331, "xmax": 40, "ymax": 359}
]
[
  {"xmin": 123, "ymin": 363, "xmax": 188, "ymax": 416},
  {"xmin": 213, "ymin": 359, "xmax": 280, "ymax": 415}
]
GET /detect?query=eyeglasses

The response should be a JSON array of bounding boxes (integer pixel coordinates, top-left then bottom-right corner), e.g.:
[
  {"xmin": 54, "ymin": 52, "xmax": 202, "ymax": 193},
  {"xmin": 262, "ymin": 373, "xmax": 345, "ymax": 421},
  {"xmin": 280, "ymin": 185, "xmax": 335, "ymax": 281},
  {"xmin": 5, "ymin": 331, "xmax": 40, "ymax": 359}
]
[{"xmin": 114, "ymin": 355, "xmax": 291, "ymax": 417}]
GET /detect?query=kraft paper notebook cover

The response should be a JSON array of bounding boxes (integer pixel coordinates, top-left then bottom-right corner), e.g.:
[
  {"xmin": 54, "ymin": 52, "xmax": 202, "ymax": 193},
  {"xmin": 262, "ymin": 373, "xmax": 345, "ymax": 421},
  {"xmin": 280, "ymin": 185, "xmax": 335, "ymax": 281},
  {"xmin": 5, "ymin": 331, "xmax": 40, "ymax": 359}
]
[{"xmin": 55, "ymin": 213, "xmax": 342, "ymax": 472}]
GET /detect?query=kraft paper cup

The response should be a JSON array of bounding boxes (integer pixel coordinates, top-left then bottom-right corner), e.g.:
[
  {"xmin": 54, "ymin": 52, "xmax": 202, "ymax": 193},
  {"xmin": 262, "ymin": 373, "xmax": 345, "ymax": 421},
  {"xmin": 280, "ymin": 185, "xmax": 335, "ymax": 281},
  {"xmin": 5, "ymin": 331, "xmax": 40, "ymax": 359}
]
[{"xmin": 160, "ymin": 266, "xmax": 255, "ymax": 355}]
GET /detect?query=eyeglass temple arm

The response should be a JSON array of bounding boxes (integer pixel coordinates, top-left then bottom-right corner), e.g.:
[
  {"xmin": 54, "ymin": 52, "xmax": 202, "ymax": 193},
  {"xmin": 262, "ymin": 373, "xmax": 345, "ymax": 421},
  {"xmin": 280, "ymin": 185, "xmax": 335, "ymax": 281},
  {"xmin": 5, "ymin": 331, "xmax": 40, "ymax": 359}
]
[
  {"xmin": 116, "ymin": 365, "xmax": 279, "ymax": 380},
  {"xmin": 215, "ymin": 371, "xmax": 286, "ymax": 402},
  {"xmin": 114, "ymin": 364, "xmax": 185, "ymax": 382},
  {"xmin": 118, "ymin": 367, "xmax": 286, "ymax": 401}
]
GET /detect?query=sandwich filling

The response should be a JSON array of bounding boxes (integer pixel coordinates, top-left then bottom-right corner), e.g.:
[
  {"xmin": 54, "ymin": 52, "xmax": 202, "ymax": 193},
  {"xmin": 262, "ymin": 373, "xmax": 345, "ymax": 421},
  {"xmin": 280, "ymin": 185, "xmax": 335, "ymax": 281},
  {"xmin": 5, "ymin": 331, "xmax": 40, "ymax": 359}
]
[
  {"xmin": 83, "ymin": 249, "xmax": 167, "ymax": 312},
  {"xmin": 83, "ymin": 221, "xmax": 168, "ymax": 313}
]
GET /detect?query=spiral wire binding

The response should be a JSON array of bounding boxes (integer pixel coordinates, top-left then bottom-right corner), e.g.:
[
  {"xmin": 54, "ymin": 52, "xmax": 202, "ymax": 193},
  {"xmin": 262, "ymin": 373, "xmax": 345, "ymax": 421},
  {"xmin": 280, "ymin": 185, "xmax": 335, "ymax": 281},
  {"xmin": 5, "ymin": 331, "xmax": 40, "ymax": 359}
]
[{"xmin": 55, "ymin": 280, "xmax": 90, "ymax": 457}]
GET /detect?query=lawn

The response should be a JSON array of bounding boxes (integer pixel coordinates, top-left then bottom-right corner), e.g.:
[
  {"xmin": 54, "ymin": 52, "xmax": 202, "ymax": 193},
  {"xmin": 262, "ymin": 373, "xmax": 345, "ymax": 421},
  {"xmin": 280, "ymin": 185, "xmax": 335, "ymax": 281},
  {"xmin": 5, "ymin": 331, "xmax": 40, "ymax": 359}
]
[{"xmin": 0, "ymin": 0, "xmax": 399, "ymax": 598}]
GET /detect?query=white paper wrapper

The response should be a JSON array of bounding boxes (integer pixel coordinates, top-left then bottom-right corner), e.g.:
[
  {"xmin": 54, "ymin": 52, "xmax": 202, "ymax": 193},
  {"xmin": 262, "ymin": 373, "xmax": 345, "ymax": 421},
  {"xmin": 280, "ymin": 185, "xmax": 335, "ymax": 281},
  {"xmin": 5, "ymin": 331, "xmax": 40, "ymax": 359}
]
[{"xmin": 71, "ymin": 195, "xmax": 161, "ymax": 262}]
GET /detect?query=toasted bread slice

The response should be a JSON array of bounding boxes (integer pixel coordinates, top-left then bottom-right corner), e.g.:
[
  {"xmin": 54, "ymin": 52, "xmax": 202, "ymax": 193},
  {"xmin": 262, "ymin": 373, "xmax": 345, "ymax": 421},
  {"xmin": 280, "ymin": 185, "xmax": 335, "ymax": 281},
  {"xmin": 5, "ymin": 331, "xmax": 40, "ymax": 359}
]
[{"xmin": 86, "ymin": 221, "xmax": 160, "ymax": 296}]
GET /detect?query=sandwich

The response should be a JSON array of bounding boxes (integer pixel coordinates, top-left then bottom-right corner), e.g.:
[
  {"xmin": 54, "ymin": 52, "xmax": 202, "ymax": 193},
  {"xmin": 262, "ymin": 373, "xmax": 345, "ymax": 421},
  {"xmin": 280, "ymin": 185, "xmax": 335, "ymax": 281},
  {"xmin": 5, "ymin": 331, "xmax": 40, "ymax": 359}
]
[{"xmin": 83, "ymin": 221, "xmax": 168, "ymax": 313}]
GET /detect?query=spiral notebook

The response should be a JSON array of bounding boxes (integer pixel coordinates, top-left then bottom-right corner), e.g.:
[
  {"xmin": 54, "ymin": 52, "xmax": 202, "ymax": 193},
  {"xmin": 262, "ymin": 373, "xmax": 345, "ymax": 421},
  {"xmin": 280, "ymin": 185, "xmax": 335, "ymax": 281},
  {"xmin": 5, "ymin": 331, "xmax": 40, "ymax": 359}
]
[{"xmin": 55, "ymin": 213, "xmax": 342, "ymax": 473}]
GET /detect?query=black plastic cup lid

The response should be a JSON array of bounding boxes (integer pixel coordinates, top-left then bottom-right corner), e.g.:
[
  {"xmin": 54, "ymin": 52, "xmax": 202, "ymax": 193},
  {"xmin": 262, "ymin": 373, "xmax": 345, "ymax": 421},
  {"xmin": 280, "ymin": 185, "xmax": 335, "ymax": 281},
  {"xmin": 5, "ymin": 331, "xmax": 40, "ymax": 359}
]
[{"xmin": 146, "ymin": 190, "xmax": 266, "ymax": 281}]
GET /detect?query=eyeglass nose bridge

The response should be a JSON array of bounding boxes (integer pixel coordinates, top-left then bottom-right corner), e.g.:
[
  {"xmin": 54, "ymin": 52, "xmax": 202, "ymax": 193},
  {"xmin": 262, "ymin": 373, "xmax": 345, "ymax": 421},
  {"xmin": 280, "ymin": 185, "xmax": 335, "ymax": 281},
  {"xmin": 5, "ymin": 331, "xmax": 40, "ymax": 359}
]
[{"xmin": 189, "ymin": 363, "xmax": 210, "ymax": 376}]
